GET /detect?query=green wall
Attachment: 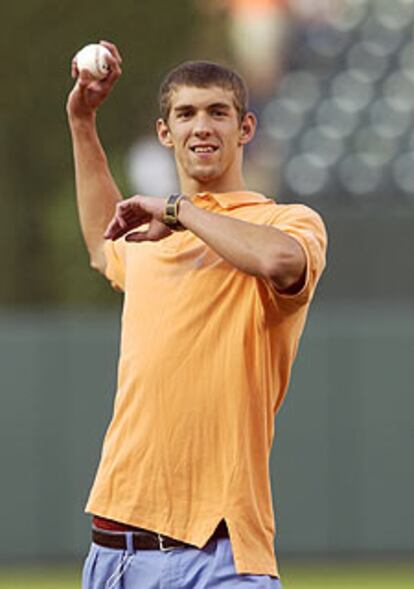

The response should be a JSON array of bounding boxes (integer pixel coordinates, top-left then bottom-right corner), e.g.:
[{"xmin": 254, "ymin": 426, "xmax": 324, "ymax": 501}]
[{"xmin": 1, "ymin": 304, "xmax": 413, "ymax": 562}]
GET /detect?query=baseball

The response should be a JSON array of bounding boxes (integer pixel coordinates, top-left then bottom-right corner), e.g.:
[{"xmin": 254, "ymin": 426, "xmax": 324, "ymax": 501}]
[{"xmin": 75, "ymin": 44, "xmax": 111, "ymax": 80}]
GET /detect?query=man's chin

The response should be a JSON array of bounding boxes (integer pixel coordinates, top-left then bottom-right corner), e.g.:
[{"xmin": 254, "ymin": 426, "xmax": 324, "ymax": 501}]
[{"xmin": 190, "ymin": 166, "xmax": 220, "ymax": 183}]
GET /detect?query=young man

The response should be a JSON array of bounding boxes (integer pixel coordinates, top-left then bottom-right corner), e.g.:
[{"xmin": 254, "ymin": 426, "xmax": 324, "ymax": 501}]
[{"xmin": 67, "ymin": 41, "xmax": 327, "ymax": 589}]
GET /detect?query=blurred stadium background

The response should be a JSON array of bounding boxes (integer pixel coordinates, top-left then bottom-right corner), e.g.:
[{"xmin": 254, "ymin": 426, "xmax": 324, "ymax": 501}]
[{"xmin": 1, "ymin": 0, "xmax": 413, "ymax": 587}]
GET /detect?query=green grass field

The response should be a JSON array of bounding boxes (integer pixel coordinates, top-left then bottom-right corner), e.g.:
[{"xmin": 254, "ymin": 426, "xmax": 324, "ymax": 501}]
[
  {"xmin": 1, "ymin": 562, "xmax": 413, "ymax": 588},
  {"xmin": 282, "ymin": 562, "xmax": 414, "ymax": 588}
]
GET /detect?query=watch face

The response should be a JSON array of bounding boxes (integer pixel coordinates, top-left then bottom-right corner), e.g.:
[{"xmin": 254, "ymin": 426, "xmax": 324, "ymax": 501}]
[
  {"xmin": 162, "ymin": 194, "xmax": 186, "ymax": 230},
  {"xmin": 164, "ymin": 194, "xmax": 182, "ymax": 223}
]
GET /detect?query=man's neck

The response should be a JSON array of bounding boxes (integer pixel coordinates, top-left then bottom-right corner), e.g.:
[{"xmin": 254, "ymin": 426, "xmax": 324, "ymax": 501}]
[{"xmin": 180, "ymin": 176, "xmax": 248, "ymax": 197}]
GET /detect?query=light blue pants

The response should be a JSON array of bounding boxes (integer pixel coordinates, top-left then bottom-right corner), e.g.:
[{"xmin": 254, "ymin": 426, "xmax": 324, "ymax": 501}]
[{"xmin": 82, "ymin": 534, "xmax": 282, "ymax": 588}]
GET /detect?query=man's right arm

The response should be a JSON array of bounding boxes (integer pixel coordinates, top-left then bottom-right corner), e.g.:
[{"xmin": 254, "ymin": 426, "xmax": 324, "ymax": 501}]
[{"xmin": 66, "ymin": 41, "xmax": 123, "ymax": 274}]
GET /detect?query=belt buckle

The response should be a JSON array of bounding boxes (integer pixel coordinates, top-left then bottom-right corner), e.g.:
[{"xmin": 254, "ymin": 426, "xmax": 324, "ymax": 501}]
[{"xmin": 158, "ymin": 534, "xmax": 176, "ymax": 552}]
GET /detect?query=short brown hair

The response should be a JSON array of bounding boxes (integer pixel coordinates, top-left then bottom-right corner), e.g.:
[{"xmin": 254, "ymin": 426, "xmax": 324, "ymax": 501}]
[{"xmin": 158, "ymin": 61, "xmax": 249, "ymax": 123}]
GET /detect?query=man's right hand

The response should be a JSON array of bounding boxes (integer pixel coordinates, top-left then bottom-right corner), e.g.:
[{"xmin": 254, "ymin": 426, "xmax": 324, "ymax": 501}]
[{"xmin": 66, "ymin": 40, "xmax": 122, "ymax": 121}]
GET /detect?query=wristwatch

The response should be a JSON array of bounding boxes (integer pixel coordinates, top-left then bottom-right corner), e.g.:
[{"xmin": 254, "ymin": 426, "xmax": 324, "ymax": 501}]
[{"xmin": 163, "ymin": 193, "xmax": 187, "ymax": 231}]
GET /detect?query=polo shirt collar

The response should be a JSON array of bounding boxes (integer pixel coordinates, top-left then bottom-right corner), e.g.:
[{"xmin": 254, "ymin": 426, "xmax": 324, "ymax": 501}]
[{"xmin": 192, "ymin": 191, "xmax": 273, "ymax": 210}]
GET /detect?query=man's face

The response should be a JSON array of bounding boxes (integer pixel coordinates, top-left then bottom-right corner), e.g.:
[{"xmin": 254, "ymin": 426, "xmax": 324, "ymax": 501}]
[{"xmin": 157, "ymin": 85, "xmax": 255, "ymax": 189}]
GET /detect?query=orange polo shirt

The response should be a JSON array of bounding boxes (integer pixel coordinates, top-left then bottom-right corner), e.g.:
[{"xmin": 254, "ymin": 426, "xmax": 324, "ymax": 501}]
[{"xmin": 86, "ymin": 191, "xmax": 327, "ymax": 576}]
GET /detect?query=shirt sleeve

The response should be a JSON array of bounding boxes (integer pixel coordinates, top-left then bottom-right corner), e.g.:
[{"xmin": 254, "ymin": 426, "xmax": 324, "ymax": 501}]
[
  {"xmin": 104, "ymin": 238, "xmax": 126, "ymax": 292},
  {"xmin": 261, "ymin": 204, "xmax": 328, "ymax": 308}
]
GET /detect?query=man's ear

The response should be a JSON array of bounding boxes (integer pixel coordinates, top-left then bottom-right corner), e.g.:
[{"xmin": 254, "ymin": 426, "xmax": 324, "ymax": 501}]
[
  {"xmin": 156, "ymin": 118, "xmax": 174, "ymax": 148},
  {"xmin": 238, "ymin": 112, "xmax": 257, "ymax": 146}
]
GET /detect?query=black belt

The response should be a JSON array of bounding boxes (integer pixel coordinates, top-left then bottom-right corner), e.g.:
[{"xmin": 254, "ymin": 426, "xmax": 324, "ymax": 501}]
[{"xmin": 92, "ymin": 520, "xmax": 229, "ymax": 552}]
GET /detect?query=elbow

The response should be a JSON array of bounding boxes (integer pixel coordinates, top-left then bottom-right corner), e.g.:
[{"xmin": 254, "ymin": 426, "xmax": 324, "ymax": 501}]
[
  {"xmin": 89, "ymin": 249, "xmax": 107, "ymax": 276},
  {"xmin": 261, "ymin": 245, "xmax": 307, "ymax": 292}
]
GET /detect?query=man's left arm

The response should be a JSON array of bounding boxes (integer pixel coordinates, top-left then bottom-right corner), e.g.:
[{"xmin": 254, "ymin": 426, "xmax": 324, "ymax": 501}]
[
  {"xmin": 178, "ymin": 199, "xmax": 307, "ymax": 292},
  {"xmin": 104, "ymin": 195, "xmax": 309, "ymax": 293}
]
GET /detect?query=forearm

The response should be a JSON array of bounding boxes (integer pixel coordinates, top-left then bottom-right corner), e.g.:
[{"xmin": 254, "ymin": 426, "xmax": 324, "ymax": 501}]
[
  {"xmin": 69, "ymin": 114, "xmax": 121, "ymax": 270},
  {"xmin": 179, "ymin": 199, "xmax": 306, "ymax": 290}
]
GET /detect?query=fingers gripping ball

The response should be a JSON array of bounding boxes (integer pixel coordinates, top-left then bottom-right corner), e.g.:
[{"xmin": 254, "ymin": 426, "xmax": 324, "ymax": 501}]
[{"xmin": 75, "ymin": 44, "xmax": 111, "ymax": 80}]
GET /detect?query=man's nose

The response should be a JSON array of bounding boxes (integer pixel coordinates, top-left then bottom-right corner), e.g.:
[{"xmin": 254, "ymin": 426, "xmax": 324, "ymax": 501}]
[{"xmin": 193, "ymin": 113, "xmax": 212, "ymax": 137}]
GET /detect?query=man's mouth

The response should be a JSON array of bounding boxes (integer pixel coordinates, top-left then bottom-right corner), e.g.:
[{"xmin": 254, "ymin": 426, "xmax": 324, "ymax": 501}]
[{"xmin": 190, "ymin": 144, "xmax": 219, "ymax": 154}]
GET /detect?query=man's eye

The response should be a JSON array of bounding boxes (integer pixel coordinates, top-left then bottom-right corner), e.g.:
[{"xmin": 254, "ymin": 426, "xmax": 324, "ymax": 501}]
[
  {"xmin": 178, "ymin": 111, "xmax": 192, "ymax": 119},
  {"xmin": 212, "ymin": 110, "xmax": 229, "ymax": 118}
]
